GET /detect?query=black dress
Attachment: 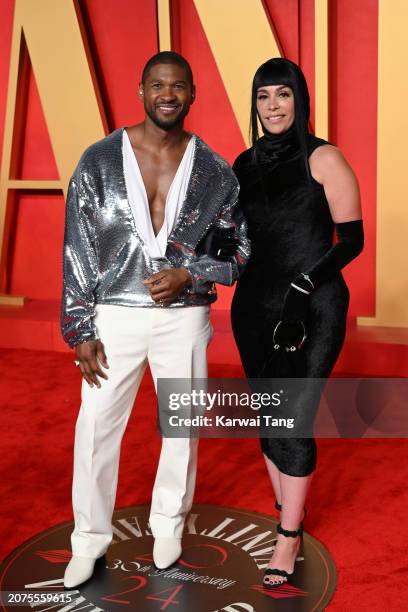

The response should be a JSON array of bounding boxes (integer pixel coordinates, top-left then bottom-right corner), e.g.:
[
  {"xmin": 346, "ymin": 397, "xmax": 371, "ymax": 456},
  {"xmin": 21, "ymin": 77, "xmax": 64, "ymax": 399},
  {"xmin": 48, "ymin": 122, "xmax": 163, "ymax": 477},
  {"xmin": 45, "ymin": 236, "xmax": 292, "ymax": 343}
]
[{"xmin": 231, "ymin": 129, "xmax": 349, "ymax": 477}]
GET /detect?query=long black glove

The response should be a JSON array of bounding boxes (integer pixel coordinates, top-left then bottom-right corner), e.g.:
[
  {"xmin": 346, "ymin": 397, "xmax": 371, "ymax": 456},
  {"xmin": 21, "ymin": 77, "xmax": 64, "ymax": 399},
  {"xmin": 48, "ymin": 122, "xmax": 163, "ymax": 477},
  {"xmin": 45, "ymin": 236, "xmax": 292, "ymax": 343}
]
[
  {"xmin": 279, "ymin": 219, "xmax": 364, "ymax": 346},
  {"xmin": 305, "ymin": 219, "xmax": 364, "ymax": 287},
  {"xmin": 197, "ymin": 226, "xmax": 238, "ymax": 260}
]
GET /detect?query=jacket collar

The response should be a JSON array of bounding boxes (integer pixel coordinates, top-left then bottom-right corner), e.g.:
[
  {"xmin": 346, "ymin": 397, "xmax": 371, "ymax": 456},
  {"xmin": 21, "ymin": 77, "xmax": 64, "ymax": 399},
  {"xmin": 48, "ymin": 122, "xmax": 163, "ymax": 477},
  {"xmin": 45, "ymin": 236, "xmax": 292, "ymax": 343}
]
[{"xmin": 108, "ymin": 127, "xmax": 219, "ymax": 248}]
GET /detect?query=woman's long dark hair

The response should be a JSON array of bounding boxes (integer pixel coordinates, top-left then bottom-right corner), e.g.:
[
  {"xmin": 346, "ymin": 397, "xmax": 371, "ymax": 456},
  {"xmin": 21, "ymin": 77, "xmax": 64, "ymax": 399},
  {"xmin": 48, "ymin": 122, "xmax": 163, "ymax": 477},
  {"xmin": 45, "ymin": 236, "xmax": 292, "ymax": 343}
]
[{"xmin": 250, "ymin": 58, "xmax": 311, "ymax": 179}]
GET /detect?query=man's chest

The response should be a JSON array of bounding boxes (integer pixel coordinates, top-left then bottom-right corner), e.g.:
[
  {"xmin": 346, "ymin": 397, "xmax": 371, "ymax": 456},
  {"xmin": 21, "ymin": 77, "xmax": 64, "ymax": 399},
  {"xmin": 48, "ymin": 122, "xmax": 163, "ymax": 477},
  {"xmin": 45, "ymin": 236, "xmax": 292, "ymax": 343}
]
[{"xmin": 134, "ymin": 149, "xmax": 185, "ymax": 208}]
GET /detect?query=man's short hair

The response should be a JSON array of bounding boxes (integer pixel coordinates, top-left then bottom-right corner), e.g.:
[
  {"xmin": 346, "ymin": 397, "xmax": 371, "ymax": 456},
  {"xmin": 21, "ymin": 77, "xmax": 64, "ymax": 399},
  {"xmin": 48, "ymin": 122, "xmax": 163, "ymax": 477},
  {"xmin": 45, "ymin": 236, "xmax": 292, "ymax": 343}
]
[{"xmin": 141, "ymin": 51, "xmax": 194, "ymax": 86}]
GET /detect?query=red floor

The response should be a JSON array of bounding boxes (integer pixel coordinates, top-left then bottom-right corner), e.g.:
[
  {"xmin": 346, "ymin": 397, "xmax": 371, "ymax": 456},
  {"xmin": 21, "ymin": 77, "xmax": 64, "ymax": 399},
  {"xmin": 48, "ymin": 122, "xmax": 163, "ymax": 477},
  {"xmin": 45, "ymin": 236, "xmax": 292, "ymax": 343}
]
[{"xmin": 0, "ymin": 348, "xmax": 407, "ymax": 610}]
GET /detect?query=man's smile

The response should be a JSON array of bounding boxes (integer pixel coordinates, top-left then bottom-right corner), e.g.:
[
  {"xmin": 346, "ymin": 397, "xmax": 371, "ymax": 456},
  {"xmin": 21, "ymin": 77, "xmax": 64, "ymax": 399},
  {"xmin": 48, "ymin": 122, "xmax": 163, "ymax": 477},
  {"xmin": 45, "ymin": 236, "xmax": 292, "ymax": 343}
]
[{"xmin": 156, "ymin": 103, "xmax": 180, "ymax": 114}]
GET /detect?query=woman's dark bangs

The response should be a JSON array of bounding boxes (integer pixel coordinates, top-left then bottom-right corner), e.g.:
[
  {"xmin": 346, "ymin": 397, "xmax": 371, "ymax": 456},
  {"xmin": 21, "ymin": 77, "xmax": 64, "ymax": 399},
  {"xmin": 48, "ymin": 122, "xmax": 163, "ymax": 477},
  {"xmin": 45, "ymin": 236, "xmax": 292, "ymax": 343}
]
[{"xmin": 253, "ymin": 61, "xmax": 294, "ymax": 91}]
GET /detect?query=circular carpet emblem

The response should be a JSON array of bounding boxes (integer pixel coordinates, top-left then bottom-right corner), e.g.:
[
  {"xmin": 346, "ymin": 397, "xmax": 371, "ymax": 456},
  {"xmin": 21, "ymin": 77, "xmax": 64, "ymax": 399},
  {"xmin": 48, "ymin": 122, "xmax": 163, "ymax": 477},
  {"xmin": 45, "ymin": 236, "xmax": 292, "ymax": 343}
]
[{"xmin": 0, "ymin": 504, "xmax": 336, "ymax": 611}]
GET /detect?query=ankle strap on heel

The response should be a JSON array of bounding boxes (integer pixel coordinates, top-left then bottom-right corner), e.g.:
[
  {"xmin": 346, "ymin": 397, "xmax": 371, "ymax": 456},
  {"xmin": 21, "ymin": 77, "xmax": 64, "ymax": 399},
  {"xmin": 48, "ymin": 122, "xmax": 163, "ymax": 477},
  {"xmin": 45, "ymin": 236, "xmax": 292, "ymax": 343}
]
[{"xmin": 277, "ymin": 522, "xmax": 303, "ymax": 538}]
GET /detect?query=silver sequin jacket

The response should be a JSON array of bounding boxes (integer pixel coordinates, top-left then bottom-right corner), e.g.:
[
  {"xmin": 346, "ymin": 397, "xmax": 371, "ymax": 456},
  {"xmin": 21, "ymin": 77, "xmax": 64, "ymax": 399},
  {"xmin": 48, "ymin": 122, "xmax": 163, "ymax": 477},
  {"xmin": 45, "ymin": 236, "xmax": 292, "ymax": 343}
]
[{"xmin": 61, "ymin": 128, "xmax": 250, "ymax": 348}]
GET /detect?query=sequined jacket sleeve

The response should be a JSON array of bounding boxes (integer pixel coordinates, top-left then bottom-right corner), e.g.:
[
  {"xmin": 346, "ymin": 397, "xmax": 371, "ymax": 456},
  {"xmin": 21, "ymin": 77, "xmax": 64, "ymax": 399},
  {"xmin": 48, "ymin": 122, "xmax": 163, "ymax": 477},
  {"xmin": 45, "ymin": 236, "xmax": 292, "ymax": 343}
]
[
  {"xmin": 61, "ymin": 166, "xmax": 99, "ymax": 348},
  {"xmin": 186, "ymin": 180, "xmax": 250, "ymax": 294}
]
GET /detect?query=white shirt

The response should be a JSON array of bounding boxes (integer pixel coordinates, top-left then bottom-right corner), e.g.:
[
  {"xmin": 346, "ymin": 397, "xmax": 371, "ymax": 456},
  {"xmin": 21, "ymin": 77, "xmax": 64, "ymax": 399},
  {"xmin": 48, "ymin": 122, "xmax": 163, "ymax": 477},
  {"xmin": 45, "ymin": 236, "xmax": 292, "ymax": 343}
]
[{"xmin": 122, "ymin": 130, "xmax": 195, "ymax": 259}]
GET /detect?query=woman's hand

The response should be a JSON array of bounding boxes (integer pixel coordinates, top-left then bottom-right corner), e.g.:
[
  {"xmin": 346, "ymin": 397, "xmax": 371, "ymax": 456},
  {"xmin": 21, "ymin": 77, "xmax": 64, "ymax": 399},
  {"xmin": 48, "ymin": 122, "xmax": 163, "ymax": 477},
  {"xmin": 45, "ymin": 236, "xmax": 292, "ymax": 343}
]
[
  {"xmin": 280, "ymin": 276, "xmax": 311, "ymax": 324},
  {"xmin": 277, "ymin": 275, "xmax": 313, "ymax": 348},
  {"xmin": 198, "ymin": 227, "xmax": 238, "ymax": 260}
]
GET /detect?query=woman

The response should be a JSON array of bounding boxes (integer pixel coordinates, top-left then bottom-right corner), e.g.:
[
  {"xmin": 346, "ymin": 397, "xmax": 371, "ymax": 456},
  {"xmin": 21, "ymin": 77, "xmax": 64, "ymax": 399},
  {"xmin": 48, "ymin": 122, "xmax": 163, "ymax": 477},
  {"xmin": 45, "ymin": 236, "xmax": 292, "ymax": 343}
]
[{"xmin": 230, "ymin": 58, "xmax": 364, "ymax": 587}]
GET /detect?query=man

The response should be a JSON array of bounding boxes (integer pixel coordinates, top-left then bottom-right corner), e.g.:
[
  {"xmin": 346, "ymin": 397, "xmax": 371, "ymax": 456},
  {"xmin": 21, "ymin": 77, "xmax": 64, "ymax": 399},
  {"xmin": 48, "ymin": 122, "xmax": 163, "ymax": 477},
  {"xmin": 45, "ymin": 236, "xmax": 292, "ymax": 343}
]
[{"xmin": 61, "ymin": 51, "xmax": 249, "ymax": 588}]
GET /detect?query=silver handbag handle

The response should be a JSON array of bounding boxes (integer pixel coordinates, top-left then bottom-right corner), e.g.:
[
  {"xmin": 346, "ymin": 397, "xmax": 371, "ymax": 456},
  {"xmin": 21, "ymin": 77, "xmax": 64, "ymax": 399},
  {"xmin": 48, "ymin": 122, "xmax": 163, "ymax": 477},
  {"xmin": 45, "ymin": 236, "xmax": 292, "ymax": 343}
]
[{"xmin": 272, "ymin": 320, "xmax": 307, "ymax": 352}]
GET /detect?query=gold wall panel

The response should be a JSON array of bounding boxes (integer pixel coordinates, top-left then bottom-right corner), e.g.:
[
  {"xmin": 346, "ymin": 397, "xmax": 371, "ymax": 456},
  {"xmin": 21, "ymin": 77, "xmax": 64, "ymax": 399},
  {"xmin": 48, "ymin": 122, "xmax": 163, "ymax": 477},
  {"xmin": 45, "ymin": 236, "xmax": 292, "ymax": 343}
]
[{"xmin": 358, "ymin": 0, "xmax": 408, "ymax": 327}]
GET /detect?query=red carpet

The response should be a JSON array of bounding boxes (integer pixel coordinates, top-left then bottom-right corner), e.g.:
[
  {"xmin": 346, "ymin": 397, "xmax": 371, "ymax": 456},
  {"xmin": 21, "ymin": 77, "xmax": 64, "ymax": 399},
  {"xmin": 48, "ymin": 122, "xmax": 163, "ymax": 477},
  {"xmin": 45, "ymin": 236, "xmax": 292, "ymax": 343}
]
[{"xmin": 1, "ymin": 348, "xmax": 407, "ymax": 610}]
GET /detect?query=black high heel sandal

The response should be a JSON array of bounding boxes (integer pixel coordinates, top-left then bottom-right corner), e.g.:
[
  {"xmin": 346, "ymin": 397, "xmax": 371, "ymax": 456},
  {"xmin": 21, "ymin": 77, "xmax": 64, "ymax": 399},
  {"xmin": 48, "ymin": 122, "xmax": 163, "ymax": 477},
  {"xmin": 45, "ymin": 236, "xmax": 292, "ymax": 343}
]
[{"xmin": 263, "ymin": 522, "xmax": 303, "ymax": 588}]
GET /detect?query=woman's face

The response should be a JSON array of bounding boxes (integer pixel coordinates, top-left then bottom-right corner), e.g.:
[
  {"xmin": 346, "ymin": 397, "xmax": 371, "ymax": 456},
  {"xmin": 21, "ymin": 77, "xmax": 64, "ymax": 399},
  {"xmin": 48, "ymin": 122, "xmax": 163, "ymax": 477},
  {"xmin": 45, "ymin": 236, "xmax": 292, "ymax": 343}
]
[{"xmin": 256, "ymin": 84, "xmax": 295, "ymax": 135}]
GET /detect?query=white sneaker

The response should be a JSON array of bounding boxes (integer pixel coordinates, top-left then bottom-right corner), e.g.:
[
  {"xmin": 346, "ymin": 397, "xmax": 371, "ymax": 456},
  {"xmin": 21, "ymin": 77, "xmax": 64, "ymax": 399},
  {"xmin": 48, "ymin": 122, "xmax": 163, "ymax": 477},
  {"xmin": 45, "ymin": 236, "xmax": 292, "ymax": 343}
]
[
  {"xmin": 64, "ymin": 556, "xmax": 96, "ymax": 588},
  {"xmin": 153, "ymin": 538, "xmax": 182, "ymax": 569}
]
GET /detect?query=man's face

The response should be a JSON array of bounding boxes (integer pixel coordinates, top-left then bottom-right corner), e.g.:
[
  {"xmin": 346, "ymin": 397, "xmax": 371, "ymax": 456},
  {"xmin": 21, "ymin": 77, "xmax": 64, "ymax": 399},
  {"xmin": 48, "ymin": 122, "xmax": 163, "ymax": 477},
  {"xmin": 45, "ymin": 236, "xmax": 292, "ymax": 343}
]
[{"xmin": 140, "ymin": 63, "xmax": 195, "ymax": 131}]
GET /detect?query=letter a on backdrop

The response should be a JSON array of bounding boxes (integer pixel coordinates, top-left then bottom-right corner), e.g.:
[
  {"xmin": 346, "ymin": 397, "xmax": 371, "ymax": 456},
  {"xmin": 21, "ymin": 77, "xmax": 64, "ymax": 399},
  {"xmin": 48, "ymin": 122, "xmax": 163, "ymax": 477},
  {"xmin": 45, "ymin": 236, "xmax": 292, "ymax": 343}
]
[{"xmin": 0, "ymin": 0, "xmax": 106, "ymax": 302}]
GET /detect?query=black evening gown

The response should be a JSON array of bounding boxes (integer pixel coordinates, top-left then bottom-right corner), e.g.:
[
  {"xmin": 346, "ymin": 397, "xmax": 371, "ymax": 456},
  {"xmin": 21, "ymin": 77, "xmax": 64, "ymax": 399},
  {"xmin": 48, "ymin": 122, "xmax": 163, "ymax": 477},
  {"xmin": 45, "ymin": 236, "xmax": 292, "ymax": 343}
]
[{"xmin": 231, "ymin": 130, "xmax": 349, "ymax": 477}]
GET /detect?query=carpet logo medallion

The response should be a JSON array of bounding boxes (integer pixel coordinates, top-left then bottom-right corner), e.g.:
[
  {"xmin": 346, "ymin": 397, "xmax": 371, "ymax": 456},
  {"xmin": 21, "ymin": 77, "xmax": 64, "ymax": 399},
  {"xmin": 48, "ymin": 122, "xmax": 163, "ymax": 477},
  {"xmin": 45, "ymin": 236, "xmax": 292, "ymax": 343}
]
[{"xmin": 0, "ymin": 504, "xmax": 336, "ymax": 611}]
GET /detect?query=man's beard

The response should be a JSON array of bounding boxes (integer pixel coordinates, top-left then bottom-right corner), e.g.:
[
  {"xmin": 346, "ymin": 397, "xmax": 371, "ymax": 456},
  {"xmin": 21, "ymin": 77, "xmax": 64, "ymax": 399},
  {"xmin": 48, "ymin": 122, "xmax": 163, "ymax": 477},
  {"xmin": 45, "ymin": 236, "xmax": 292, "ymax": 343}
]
[{"xmin": 145, "ymin": 104, "xmax": 188, "ymax": 131}]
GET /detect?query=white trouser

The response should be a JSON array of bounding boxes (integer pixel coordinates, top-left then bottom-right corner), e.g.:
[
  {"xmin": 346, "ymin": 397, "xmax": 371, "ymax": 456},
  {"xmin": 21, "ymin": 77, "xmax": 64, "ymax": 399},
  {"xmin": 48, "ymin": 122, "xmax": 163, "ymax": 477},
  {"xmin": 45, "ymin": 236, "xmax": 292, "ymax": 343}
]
[{"xmin": 70, "ymin": 304, "xmax": 212, "ymax": 558}]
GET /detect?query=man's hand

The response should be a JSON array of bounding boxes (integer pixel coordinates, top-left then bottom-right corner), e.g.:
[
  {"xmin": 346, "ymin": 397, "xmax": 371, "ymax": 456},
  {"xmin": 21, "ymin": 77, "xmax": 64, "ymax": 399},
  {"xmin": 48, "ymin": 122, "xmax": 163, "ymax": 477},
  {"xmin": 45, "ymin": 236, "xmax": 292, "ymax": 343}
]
[
  {"xmin": 143, "ymin": 268, "xmax": 192, "ymax": 303},
  {"xmin": 75, "ymin": 339, "xmax": 109, "ymax": 388}
]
